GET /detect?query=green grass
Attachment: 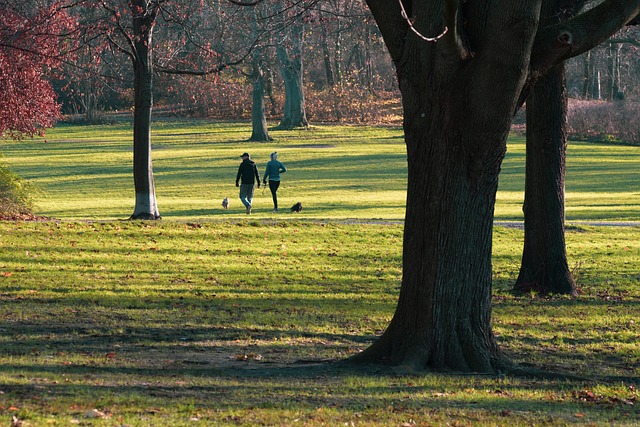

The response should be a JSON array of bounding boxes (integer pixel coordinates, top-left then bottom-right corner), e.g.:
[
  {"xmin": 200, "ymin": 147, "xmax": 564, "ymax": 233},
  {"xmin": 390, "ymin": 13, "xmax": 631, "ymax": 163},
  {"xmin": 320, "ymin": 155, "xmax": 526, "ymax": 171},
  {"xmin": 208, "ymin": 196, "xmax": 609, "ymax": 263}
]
[
  {"xmin": 1, "ymin": 120, "xmax": 638, "ymax": 221},
  {"xmin": 1, "ymin": 120, "xmax": 639, "ymax": 425},
  {"xmin": 0, "ymin": 221, "xmax": 638, "ymax": 426}
]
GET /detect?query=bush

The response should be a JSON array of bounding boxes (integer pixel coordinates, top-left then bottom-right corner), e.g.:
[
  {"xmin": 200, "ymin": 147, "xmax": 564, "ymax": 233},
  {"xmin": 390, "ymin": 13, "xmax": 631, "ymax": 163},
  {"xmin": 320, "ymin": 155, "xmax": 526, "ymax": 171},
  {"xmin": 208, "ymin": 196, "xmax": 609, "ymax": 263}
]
[
  {"xmin": 568, "ymin": 100, "xmax": 640, "ymax": 144},
  {"xmin": 0, "ymin": 163, "xmax": 37, "ymax": 218}
]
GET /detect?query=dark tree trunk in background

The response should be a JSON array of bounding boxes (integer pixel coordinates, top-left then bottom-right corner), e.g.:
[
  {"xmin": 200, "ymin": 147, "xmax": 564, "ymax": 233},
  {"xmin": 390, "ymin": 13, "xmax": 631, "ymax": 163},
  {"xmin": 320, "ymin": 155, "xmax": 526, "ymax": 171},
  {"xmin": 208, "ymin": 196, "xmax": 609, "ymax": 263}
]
[
  {"xmin": 276, "ymin": 21, "xmax": 308, "ymax": 129},
  {"xmin": 514, "ymin": 0, "xmax": 584, "ymax": 295},
  {"xmin": 130, "ymin": 0, "xmax": 160, "ymax": 220},
  {"xmin": 516, "ymin": 63, "xmax": 577, "ymax": 295}
]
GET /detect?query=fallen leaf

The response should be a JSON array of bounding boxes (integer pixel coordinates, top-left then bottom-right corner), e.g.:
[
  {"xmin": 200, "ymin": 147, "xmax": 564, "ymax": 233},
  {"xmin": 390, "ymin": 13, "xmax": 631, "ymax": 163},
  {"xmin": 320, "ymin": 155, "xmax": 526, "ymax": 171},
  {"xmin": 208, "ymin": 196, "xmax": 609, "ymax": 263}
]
[
  {"xmin": 575, "ymin": 413, "xmax": 585, "ymax": 418},
  {"xmin": 1, "ymin": 272, "xmax": 12, "ymax": 277},
  {"xmin": 84, "ymin": 409, "xmax": 106, "ymax": 418},
  {"xmin": 232, "ymin": 353, "xmax": 263, "ymax": 361}
]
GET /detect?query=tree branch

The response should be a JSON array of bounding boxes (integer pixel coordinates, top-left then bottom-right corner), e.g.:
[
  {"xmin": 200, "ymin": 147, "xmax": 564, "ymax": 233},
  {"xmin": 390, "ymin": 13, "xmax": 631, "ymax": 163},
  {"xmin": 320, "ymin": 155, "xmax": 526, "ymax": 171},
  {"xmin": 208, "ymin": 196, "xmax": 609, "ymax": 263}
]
[
  {"xmin": 530, "ymin": 0, "xmax": 640, "ymax": 75},
  {"xmin": 609, "ymin": 37, "xmax": 640, "ymax": 46},
  {"xmin": 226, "ymin": 0, "xmax": 263, "ymax": 5}
]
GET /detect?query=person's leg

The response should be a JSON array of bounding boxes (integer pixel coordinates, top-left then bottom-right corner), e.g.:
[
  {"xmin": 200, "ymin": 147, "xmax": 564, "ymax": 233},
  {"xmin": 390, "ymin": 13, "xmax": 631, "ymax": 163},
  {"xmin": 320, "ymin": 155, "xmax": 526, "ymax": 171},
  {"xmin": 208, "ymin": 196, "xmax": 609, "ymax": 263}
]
[
  {"xmin": 239, "ymin": 184, "xmax": 251, "ymax": 209},
  {"xmin": 269, "ymin": 180, "xmax": 280, "ymax": 210},
  {"xmin": 246, "ymin": 184, "xmax": 255, "ymax": 206}
]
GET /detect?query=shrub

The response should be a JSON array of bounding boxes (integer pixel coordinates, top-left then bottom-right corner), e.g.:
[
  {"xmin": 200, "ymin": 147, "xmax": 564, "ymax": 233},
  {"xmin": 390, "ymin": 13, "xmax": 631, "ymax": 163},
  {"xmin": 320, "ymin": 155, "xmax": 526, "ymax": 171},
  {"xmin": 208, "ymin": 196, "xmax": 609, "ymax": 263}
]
[
  {"xmin": 568, "ymin": 100, "xmax": 640, "ymax": 145},
  {"xmin": 0, "ymin": 162, "xmax": 37, "ymax": 218}
]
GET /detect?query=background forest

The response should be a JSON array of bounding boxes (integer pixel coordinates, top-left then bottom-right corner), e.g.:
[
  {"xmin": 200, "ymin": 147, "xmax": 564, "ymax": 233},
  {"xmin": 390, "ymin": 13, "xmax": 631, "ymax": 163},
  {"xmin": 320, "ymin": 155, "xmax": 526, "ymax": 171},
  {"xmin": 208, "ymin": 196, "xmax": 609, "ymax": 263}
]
[{"xmin": 49, "ymin": 0, "xmax": 640, "ymax": 143}]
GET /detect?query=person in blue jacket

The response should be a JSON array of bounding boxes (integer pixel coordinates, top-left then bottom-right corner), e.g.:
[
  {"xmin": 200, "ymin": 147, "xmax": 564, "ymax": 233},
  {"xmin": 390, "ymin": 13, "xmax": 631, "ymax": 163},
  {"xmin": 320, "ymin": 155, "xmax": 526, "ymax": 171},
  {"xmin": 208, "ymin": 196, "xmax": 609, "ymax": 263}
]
[{"xmin": 262, "ymin": 152, "xmax": 287, "ymax": 212}]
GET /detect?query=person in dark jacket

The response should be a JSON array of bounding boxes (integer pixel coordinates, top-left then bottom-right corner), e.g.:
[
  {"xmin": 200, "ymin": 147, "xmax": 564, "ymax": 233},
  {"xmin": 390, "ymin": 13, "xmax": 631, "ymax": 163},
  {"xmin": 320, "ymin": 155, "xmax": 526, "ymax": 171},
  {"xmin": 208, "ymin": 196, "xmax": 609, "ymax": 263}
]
[
  {"xmin": 235, "ymin": 152, "xmax": 260, "ymax": 214},
  {"xmin": 262, "ymin": 152, "xmax": 287, "ymax": 212}
]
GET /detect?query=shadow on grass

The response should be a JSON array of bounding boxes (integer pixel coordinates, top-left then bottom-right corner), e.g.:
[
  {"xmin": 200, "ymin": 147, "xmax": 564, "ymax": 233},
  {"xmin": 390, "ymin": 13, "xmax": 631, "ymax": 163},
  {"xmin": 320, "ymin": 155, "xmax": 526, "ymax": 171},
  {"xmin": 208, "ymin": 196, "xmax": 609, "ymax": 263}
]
[{"xmin": 3, "ymin": 360, "xmax": 638, "ymax": 421}]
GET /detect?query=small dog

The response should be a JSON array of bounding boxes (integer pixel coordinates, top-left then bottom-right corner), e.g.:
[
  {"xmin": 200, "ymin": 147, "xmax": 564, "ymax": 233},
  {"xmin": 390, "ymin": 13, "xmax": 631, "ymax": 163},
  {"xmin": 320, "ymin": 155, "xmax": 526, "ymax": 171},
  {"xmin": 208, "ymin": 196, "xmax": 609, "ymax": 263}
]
[
  {"xmin": 222, "ymin": 197, "xmax": 229, "ymax": 209},
  {"xmin": 291, "ymin": 201, "xmax": 302, "ymax": 212}
]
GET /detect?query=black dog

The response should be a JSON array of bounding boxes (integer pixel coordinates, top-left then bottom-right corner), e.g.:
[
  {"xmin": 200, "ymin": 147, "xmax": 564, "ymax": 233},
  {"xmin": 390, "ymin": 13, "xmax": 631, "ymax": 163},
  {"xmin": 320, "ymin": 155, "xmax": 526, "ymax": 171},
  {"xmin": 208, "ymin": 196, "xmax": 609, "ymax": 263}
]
[{"xmin": 291, "ymin": 202, "xmax": 302, "ymax": 212}]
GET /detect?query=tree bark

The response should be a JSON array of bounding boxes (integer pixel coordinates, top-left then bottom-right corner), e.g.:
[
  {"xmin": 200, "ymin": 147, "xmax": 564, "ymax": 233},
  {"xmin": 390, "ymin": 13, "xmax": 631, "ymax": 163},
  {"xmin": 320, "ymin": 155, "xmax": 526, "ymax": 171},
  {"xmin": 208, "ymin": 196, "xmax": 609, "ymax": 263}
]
[
  {"xmin": 130, "ymin": 0, "xmax": 160, "ymax": 220},
  {"xmin": 515, "ymin": 63, "xmax": 577, "ymax": 295}
]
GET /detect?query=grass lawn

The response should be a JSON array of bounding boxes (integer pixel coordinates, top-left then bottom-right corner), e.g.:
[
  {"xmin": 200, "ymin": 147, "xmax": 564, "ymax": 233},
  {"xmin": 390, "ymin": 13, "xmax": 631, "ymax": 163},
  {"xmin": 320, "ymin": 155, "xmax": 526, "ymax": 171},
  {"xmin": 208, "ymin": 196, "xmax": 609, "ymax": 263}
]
[
  {"xmin": 1, "ymin": 120, "xmax": 639, "ymax": 221},
  {"xmin": 0, "ymin": 120, "xmax": 639, "ymax": 426}
]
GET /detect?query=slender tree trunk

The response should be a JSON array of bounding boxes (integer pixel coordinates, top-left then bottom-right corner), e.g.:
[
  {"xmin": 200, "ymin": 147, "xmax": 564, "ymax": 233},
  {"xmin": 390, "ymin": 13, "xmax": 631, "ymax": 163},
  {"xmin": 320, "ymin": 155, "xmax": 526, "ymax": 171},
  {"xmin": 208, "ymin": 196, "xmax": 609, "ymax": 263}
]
[
  {"xmin": 130, "ymin": 1, "xmax": 160, "ymax": 220},
  {"xmin": 581, "ymin": 51, "xmax": 591, "ymax": 98},
  {"xmin": 515, "ymin": 63, "xmax": 576, "ymax": 295},
  {"xmin": 263, "ymin": 66, "xmax": 278, "ymax": 117},
  {"xmin": 321, "ymin": 26, "xmax": 335, "ymax": 88},
  {"xmin": 249, "ymin": 63, "xmax": 272, "ymax": 142},
  {"xmin": 276, "ymin": 22, "xmax": 308, "ymax": 129},
  {"xmin": 248, "ymin": 9, "xmax": 271, "ymax": 142}
]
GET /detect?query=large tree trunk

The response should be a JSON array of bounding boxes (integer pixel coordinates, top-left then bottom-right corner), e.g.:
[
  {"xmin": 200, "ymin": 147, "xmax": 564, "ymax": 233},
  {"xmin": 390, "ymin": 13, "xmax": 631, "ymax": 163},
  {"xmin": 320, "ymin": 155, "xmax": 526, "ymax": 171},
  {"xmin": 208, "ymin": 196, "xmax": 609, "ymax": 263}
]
[
  {"xmin": 354, "ymin": 0, "xmax": 640, "ymax": 373},
  {"xmin": 276, "ymin": 21, "xmax": 308, "ymax": 129},
  {"xmin": 130, "ymin": 1, "xmax": 160, "ymax": 220},
  {"xmin": 351, "ymin": 2, "xmax": 542, "ymax": 373},
  {"xmin": 515, "ymin": 63, "xmax": 577, "ymax": 295}
]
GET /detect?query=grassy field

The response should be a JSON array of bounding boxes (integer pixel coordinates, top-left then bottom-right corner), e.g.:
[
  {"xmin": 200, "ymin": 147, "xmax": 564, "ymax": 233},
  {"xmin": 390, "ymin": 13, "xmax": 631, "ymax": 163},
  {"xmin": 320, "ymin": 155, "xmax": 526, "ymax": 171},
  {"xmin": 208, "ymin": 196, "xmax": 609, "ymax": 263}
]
[
  {"xmin": 0, "ymin": 120, "xmax": 639, "ymax": 221},
  {"xmin": 1, "ymin": 120, "xmax": 639, "ymax": 426}
]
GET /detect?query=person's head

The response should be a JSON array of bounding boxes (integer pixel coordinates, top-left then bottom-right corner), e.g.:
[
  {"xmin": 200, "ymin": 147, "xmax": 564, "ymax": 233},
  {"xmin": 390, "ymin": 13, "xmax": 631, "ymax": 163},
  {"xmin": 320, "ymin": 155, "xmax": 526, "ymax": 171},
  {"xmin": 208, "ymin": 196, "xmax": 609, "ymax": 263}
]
[
  {"xmin": 240, "ymin": 152, "xmax": 250, "ymax": 160},
  {"xmin": 270, "ymin": 152, "xmax": 278, "ymax": 161}
]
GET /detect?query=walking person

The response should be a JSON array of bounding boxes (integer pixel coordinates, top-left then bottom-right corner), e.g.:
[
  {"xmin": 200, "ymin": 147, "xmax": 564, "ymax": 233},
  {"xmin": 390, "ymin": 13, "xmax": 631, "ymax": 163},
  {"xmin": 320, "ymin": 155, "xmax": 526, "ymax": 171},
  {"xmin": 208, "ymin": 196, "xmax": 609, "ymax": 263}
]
[
  {"xmin": 235, "ymin": 152, "xmax": 260, "ymax": 214},
  {"xmin": 263, "ymin": 152, "xmax": 287, "ymax": 212}
]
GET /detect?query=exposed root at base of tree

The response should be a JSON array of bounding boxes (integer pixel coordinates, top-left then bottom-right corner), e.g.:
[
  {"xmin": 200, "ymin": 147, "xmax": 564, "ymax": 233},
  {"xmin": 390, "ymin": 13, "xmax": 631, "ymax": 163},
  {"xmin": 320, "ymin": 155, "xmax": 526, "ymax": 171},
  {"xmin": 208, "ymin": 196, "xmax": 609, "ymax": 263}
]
[
  {"xmin": 512, "ymin": 281, "xmax": 579, "ymax": 297},
  {"xmin": 129, "ymin": 213, "xmax": 162, "ymax": 220}
]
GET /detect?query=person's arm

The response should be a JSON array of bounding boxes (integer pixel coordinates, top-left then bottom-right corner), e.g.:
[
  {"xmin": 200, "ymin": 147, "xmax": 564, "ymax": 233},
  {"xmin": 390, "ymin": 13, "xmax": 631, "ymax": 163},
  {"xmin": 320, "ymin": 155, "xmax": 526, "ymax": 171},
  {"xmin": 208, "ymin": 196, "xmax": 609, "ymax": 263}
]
[
  {"xmin": 253, "ymin": 164, "xmax": 260, "ymax": 187},
  {"xmin": 279, "ymin": 162, "xmax": 287, "ymax": 174},
  {"xmin": 236, "ymin": 165, "xmax": 241, "ymax": 186},
  {"xmin": 263, "ymin": 163, "xmax": 269, "ymax": 184}
]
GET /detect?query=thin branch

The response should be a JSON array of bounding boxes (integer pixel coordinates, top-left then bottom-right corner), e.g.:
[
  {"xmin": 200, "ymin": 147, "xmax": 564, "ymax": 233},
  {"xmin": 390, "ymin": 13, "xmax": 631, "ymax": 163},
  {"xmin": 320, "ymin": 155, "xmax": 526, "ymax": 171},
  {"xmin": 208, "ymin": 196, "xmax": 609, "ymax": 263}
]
[
  {"xmin": 609, "ymin": 37, "xmax": 640, "ymax": 47},
  {"xmin": 226, "ymin": 0, "xmax": 264, "ymax": 6},
  {"xmin": 397, "ymin": 0, "xmax": 447, "ymax": 42}
]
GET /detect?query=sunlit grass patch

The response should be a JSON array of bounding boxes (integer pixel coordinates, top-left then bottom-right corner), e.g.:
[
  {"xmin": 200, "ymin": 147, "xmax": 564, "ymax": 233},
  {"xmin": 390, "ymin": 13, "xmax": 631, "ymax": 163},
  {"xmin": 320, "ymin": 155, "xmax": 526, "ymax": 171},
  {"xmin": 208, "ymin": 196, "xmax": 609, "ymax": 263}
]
[{"xmin": 1, "ymin": 120, "xmax": 638, "ymax": 221}]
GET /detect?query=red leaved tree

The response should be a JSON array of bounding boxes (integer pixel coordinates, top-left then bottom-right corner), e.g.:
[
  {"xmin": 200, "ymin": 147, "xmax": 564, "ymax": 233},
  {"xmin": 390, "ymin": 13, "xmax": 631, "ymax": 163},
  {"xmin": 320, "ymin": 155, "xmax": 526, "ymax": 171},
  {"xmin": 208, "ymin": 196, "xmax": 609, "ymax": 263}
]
[{"xmin": 0, "ymin": 1, "xmax": 75, "ymax": 139}]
